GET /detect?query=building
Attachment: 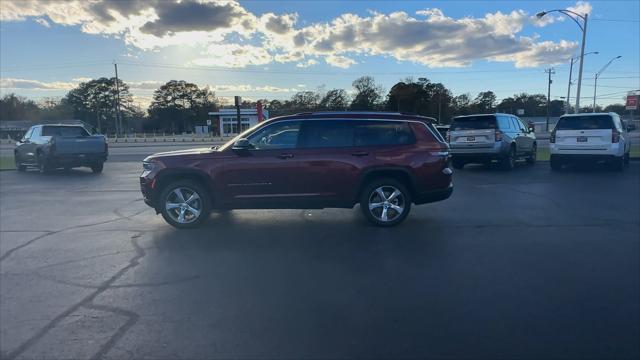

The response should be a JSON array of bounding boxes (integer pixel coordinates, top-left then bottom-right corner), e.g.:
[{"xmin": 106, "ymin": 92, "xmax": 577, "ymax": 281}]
[{"xmin": 208, "ymin": 108, "xmax": 269, "ymax": 137}]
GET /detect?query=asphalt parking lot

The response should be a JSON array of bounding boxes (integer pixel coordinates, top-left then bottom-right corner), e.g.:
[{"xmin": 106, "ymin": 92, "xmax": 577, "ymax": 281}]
[{"xmin": 1, "ymin": 161, "xmax": 639, "ymax": 359}]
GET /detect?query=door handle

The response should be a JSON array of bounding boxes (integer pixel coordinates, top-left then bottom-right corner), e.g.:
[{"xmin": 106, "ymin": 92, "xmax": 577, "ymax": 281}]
[
  {"xmin": 351, "ymin": 151, "xmax": 369, "ymax": 157},
  {"xmin": 277, "ymin": 153, "xmax": 294, "ymax": 159}
]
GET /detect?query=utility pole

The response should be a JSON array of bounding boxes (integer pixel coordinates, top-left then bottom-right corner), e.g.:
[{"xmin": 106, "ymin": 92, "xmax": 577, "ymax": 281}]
[
  {"xmin": 234, "ymin": 96, "xmax": 242, "ymax": 134},
  {"xmin": 114, "ymin": 62, "xmax": 122, "ymax": 135},
  {"xmin": 545, "ymin": 68, "xmax": 555, "ymax": 132}
]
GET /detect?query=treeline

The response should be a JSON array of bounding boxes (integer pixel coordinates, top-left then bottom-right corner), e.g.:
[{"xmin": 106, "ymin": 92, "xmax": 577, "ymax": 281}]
[{"xmin": 0, "ymin": 75, "xmax": 627, "ymax": 134}]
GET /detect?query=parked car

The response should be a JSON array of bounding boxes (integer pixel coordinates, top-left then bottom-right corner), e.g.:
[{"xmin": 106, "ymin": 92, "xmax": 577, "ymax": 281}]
[
  {"xmin": 14, "ymin": 124, "xmax": 108, "ymax": 173},
  {"xmin": 140, "ymin": 112, "xmax": 453, "ymax": 228},
  {"xmin": 435, "ymin": 124, "xmax": 450, "ymax": 140},
  {"xmin": 549, "ymin": 112, "xmax": 630, "ymax": 171},
  {"xmin": 447, "ymin": 113, "xmax": 537, "ymax": 170}
]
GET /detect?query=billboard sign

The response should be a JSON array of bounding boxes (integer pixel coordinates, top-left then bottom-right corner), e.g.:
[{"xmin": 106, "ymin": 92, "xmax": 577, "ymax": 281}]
[{"xmin": 625, "ymin": 94, "xmax": 638, "ymax": 110}]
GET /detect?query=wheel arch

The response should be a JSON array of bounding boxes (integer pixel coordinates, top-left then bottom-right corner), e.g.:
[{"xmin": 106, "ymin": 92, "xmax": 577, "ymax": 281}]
[
  {"xmin": 358, "ymin": 167, "xmax": 416, "ymax": 201},
  {"xmin": 153, "ymin": 168, "xmax": 216, "ymax": 209}
]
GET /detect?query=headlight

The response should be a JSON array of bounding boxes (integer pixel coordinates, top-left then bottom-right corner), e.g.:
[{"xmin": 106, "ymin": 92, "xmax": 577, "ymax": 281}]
[{"xmin": 142, "ymin": 161, "xmax": 156, "ymax": 171}]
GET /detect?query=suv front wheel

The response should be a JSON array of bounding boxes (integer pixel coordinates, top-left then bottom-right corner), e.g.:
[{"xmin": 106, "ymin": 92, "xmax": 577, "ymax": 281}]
[
  {"xmin": 159, "ymin": 180, "xmax": 211, "ymax": 228},
  {"xmin": 360, "ymin": 178, "xmax": 411, "ymax": 227}
]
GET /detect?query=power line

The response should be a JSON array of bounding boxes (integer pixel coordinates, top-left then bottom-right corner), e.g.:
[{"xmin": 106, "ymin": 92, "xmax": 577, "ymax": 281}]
[{"xmin": 591, "ymin": 18, "xmax": 640, "ymax": 23}]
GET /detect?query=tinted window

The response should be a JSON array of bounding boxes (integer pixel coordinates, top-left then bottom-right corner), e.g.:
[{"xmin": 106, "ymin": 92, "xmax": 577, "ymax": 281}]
[
  {"xmin": 555, "ymin": 115, "xmax": 614, "ymax": 130},
  {"xmin": 497, "ymin": 116, "xmax": 512, "ymax": 130},
  {"xmin": 246, "ymin": 121, "xmax": 300, "ymax": 149},
  {"xmin": 42, "ymin": 126, "xmax": 89, "ymax": 137},
  {"xmin": 299, "ymin": 120, "xmax": 354, "ymax": 148},
  {"xmin": 354, "ymin": 121, "xmax": 415, "ymax": 146},
  {"xmin": 450, "ymin": 115, "xmax": 496, "ymax": 131}
]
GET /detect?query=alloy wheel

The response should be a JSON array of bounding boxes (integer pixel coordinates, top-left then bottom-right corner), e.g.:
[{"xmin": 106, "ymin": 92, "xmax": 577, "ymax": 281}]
[
  {"xmin": 164, "ymin": 187, "xmax": 203, "ymax": 224},
  {"xmin": 368, "ymin": 186, "xmax": 406, "ymax": 222}
]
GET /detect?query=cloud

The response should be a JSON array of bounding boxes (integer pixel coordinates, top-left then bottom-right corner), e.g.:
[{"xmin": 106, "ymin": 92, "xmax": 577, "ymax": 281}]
[
  {"xmin": 325, "ymin": 55, "xmax": 356, "ymax": 68},
  {"xmin": 296, "ymin": 59, "xmax": 318, "ymax": 68},
  {"xmin": 1, "ymin": 0, "xmax": 589, "ymax": 69},
  {"xmin": 192, "ymin": 43, "xmax": 272, "ymax": 68},
  {"xmin": 35, "ymin": 17, "xmax": 50, "ymax": 27},
  {"xmin": 208, "ymin": 84, "xmax": 296, "ymax": 93},
  {"xmin": 0, "ymin": 78, "xmax": 76, "ymax": 90}
]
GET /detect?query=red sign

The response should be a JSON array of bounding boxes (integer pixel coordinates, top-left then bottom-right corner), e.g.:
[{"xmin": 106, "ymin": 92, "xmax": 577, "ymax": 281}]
[{"xmin": 626, "ymin": 95, "xmax": 638, "ymax": 110}]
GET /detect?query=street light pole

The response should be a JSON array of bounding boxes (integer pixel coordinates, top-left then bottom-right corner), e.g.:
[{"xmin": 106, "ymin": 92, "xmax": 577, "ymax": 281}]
[
  {"xmin": 575, "ymin": 13, "xmax": 587, "ymax": 113},
  {"xmin": 566, "ymin": 51, "xmax": 598, "ymax": 114},
  {"xmin": 593, "ymin": 55, "xmax": 622, "ymax": 112},
  {"xmin": 537, "ymin": 9, "xmax": 589, "ymax": 113}
]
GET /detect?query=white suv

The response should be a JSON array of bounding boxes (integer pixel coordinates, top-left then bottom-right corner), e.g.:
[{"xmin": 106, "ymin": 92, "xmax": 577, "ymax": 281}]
[{"xmin": 550, "ymin": 113, "xmax": 630, "ymax": 171}]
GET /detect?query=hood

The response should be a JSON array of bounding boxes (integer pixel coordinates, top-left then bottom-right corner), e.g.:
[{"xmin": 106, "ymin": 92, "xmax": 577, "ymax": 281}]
[{"xmin": 144, "ymin": 147, "xmax": 214, "ymax": 161}]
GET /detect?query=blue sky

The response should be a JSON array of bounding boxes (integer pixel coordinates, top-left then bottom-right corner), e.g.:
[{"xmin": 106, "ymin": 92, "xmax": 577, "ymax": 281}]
[{"xmin": 1, "ymin": 0, "xmax": 638, "ymax": 108}]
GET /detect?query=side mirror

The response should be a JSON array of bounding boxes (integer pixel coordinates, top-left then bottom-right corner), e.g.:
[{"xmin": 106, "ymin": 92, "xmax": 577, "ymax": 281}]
[
  {"xmin": 232, "ymin": 138, "xmax": 253, "ymax": 151},
  {"xmin": 528, "ymin": 124, "xmax": 535, "ymax": 133}
]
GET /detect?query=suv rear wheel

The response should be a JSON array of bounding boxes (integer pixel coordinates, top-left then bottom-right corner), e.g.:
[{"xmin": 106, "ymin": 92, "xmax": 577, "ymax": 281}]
[
  {"xmin": 501, "ymin": 146, "xmax": 516, "ymax": 170},
  {"xmin": 159, "ymin": 180, "xmax": 211, "ymax": 228},
  {"xmin": 360, "ymin": 178, "xmax": 411, "ymax": 227}
]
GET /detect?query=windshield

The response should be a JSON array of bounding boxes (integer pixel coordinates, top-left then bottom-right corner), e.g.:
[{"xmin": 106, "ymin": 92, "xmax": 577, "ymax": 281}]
[
  {"xmin": 450, "ymin": 115, "xmax": 496, "ymax": 131},
  {"xmin": 217, "ymin": 121, "xmax": 268, "ymax": 151},
  {"xmin": 555, "ymin": 115, "xmax": 614, "ymax": 130}
]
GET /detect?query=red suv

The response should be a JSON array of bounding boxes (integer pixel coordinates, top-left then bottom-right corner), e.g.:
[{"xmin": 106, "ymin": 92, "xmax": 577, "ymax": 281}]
[{"xmin": 140, "ymin": 112, "xmax": 453, "ymax": 228}]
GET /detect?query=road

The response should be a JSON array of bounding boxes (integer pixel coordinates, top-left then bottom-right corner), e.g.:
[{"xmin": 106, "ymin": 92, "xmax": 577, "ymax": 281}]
[
  {"xmin": 1, "ymin": 162, "xmax": 638, "ymax": 359},
  {"xmin": 2, "ymin": 131, "xmax": 640, "ymax": 162}
]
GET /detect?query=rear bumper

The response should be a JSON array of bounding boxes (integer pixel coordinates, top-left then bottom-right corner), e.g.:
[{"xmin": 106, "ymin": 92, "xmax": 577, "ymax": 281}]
[
  {"xmin": 549, "ymin": 143, "xmax": 623, "ymax": 157},
  {"xmin": 414, "ymin": 183, "xmax": 453, "ymax": 205},
  {"xmin": 50, "ymin": 153, "xmax": 107, "ymax": 166},
  {"xmin": 450, "ymin": 141, "xmax": 508, "ymax": 158},
  {"xmin": 551, "ymin": 154, "xmax": 621, "ymax": 162}
]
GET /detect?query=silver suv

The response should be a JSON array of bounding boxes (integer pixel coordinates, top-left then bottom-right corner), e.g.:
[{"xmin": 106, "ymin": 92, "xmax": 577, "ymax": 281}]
[{"xmin": 448, "ymin": 113, "xmax": 537, "ymax": 170}]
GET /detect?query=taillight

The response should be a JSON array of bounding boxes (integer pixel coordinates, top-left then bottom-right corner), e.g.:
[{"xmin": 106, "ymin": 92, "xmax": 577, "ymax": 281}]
[
  {"xmin": 612, "ymin": 130, "xmax": 620, "ymax": 143},
  {"xmin": 495, "ymin": 130, "xmax": 503, "ymax": 142},
  {"xmin": 550, "ymin": 130, "xmax": 556, "ymax": 144}
]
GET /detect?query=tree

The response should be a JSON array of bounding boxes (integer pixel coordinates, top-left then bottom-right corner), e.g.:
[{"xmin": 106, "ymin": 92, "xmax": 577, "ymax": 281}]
[
  {"xmin": 350, "ymin": 76, "xmax": 383, "ymax": 111},
  {"xmin": 64, "ymin": 77, "xmax": 135, "ymax": 133},
  {"xmin": 288, "ymin": 90, "xmax": 321, "ymax": 112},
  {"xmin": 319, "ymin": 89, "xmax": 350, "ymax": 110},
  {"xmin": 147, "ymin": 80, "xmax": 218, "ymax": 133},
  {"xmin": 0, "ymin": 94, "xmax": 40, "ymax": 121},
  {"xmin": 452, "ymin": 93, "xmax": 472, "ymax": 116},
  {"xmin": 604, "ymin": 103, "xmax": 626, "ymax": 116},
  {"xmin": 471, "ymin": 91, "xmax": 497, "ymax": 113},
  {"xmin": 384, "ymin": 77, "xmax": 452, "ymax": 122}
]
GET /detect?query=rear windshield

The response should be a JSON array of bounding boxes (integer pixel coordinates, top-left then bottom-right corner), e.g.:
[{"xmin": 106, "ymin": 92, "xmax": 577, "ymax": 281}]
[
  {"xmin": 42, "ymin": 126, "xmax": 89, "ymax": 137},
  {"xmin": 555, "ymin": 116, "xmax": 614, "ymax": 130},
  {"xmin": 450, "ymin": 116, "xmax": 496, "ymax": 131}
]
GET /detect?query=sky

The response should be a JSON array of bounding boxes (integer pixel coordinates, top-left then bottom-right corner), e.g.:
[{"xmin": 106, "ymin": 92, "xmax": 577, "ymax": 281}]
[{"xmin": 0, "ymin": 0, "xmax": 638, "ymax": 109}]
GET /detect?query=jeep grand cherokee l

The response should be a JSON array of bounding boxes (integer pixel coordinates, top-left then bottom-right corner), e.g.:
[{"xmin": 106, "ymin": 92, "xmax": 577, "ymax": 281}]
[{"xmin": 140, "ymin": 112, "xmax": 453, "ymax": 228}]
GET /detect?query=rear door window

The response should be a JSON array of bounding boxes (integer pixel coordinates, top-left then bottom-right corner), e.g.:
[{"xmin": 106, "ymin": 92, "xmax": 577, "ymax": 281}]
[
  {"xmin": 556, "ymin": 115, "xmax": 614, "ymax": 130},
  {"xmin": 450, "ymin": 116, "xmax": 496, "ymax": 131},
  {"xmin": 42, "ymin": 126, "xmax": 89, "ymax": 137},
  {"xmin": 354, "ymin": 121, "xmax": 415, "ymax": 146},
  {"xmin": 298, "ymin": 120, "xmax": 354, "ymax": 148},
  {"xmin": 497, "ymin": 116, "xmax": 512, "ymax": 130}
]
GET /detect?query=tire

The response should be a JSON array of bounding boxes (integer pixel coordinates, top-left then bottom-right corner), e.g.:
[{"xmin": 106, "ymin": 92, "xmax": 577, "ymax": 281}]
[
  {"xmin": 37, "ymin": 153, "xmax": 51, "ymax": 174},
  {"xmin": 452, "ymin": 159, "xmax": 465, "ymax": 169},
  {"xmin": 624, "ymin": 152, "xmax": 630, "ymax": 165},
  {"xmin": 501, "ymin": 146, "xmax": 516, "ymax": 170},
  {"xmin": 610, "ymin": 157, "xmax": 625, "ymax": 172},
  {"xmin": 159, "ymin": 180, "xmax": 211, "ymax": 229},
  {"xmin": 550, "ymin": 155, "xmax": 562, "ymax": 171},
  {"xmin": 14, "ymin": 153, "xmax": 26, "ymax": 172},
  {"xmin": 360, "ymin": 178, "xmax": 411, "ymax": 227},
  {"xmin": 91, "ymin": 163, "xmax": 104, "ymax": 174},
  {"xmin": 526, "ymin": 144, "xmax": 537, "ymax": 165}
]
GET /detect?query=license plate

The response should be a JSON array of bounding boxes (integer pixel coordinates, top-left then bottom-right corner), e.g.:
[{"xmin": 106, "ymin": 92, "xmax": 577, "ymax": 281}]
[
  {"xmin": 577, "ymin": 136, "xmax": 587, "ymax": 142},
  {"xmin": 466, "ymin": 136, "xmax": 475, "ymax": 142}
]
